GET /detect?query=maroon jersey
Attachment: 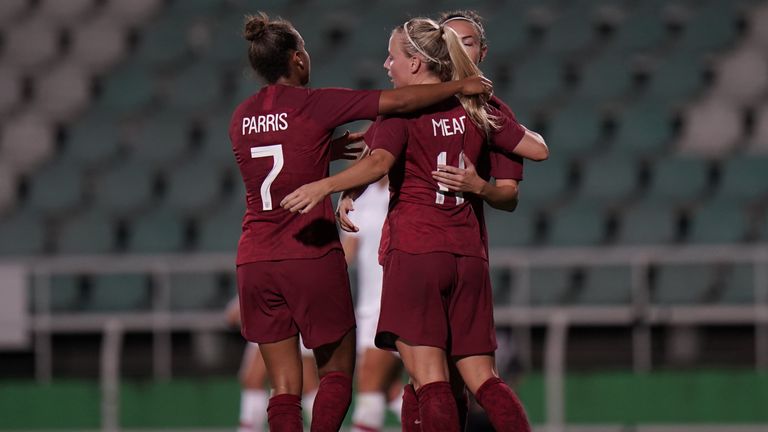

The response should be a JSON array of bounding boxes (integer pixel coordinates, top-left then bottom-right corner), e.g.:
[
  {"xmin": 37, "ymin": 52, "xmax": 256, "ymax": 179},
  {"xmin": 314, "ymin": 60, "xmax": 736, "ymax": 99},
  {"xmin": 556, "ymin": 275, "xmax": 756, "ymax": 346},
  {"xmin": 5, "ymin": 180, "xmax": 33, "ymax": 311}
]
[
  {"xmin": 230, "ymin": 84, "xmax": 381, "ymax": 265},
  {"xmin": 488, "ymin": 95, "xmax": 524, "ymax": 181},
  {"xmin": 369, "ymin": 99, "xmax": 525, "ymax": 261}
]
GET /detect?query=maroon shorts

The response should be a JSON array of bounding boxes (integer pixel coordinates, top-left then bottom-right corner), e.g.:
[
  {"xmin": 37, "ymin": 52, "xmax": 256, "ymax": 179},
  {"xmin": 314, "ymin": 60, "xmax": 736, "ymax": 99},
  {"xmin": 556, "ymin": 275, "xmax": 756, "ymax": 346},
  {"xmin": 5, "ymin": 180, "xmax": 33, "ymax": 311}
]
[
  {"xmin": 375, "ymin": 250, "xmax": 497, "ymax": 356},
  {"xmin": 237, "ymin": 249, "xmax": 355, "ymax": 349}
]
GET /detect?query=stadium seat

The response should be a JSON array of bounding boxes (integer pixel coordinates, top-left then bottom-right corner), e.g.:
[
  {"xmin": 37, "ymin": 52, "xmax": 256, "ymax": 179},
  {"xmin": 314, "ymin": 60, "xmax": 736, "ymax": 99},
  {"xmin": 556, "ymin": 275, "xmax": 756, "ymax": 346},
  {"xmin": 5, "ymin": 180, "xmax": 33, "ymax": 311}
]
[
  {"xmin": 539, "ymin": 7, "xmax": 596, "ymax": 55},
  {"xmin": 603, "ymin": 8, "xmax": 667, "ymax": 53},
  {"xmin": 126, "ymin": 207, "xmax": 186, "ymax": 253},
  {"xmin": 129, "ymin": 112, "xmax": 192, "ymax": 167},
  {"xmin": 32, "ymin": 276, "xmax": 83, "ymax": 312},
  {"xmin": 0, "ymin": 163, "xmax": 16, "ymax": 213},
  {"xmin": 712, "ymin": 156, "xmax": 768, "ymax": 203},
  {"xmin": 55, "ymin": 208, "xmax": 115, "ymax": 254},
  {"xmin": 0, "ymin": 209, "xmax": 46, "ymax": 256},
  {"xmin": 134, "ymin": 16, "xmax": 191, "ymax": 68},
  {"xmin": 676, "ymin": 2, "xmax": 741, "ymax": 54},
  {"xmin": 572, "ymin": 50, "xmax": 634, "ymax": 103},
  {"xmin": 94, "ymin": 64, "xmax": 155, "ymax": 113},
  {"xmin": 545, "ymin": 101, "xmax": 603, "ymax": 156},
  {"xmin": 677, "ymin": 98, "xmax": 743, "ymax": 157},
  {"xmin": 33, "ymin": 62, "xmax": 91, "ymax": 123},
  {"xmin": 710, "ymin": 47, "xmax": 768, "ymax": 107},
  {"xmin": 26, "ymin": 158, "xmax": 84, "ymax": 216},
  {"xmin": 719, "ymin": 264, "xmax": 755, "ymax": 304},
  {"xmin": 0, "ymin": 112, "xmax": 55, "ymax": 175},
  {"xmin": 85, "ymin": 274, "xmax": 151, "ymax": 311},
  {"xmin": 646, "ymin": 51, "xmax": 707, "ymax": 102},
  {"xmin": 93, "ymin": 159, "xmax": 155, "ymax": 215},
  {"xmin": 653, "ymin": 264, "xmax": 717, "ymax": 304},
  {"xmin": 37, "ymin": 0, "xmax": 94, "ymax": 24},
  {"xmin": 507, "ymin": 54, "xmax": 563, "ymax": 107},
  {"xmin": 163, "ymin": 156, "xmax": 224, "ymax": 214},
  {"xmin": 577, "ymin": 155, "xmax": 638, "ymax": 205},
  {"xmin": 64, "ymin": 112, "xmax": 123, "ymax": 167},
  {"xmin": 2, "ymin": 17, "xmax": 58, "ymax": 69},
  {"xmin": 165, "ymin": 61, "xmax": 223, "ymax": 113},
  {"xmin": 516, "ymin": 156, "xmax": 570, "ymax": 208},
  {"xmin": 69, "ymin": 17, "xmax": 129, "ymax": 74},
  {"xmin": 612, "ymin": 97, "xmax": 674, "ymax": 155},
  {"xmin": 200, "ymin": 113, "xmax": 237, "ymax": 168},
  {"xmin": 486, "ymin": 206, "xmax": 537, "ymax": 247},
  {"xmin": 644, "ymin": 157, "xmax": 710, "ymax": 205},
  {"xmin": 547, "ymin": 202, "xmax": 605, "ymax": 246},
  {"xmin": 616, "ymin": 202, "xmax": 678, "ymax": 245},
  {"xmin": 686, "ymin": 200, "xmax": 749, "ymax": 244},
  {"xmin": 578, "ymin": 265, "xmax": 633, "ymax": 305},
  {"xmin": 196, "ymin": 193, "xmax": 244, "ymax": 252},
  {"xmin": 101, "ymin": 0, "xmax": 163, "ymax": 26}
]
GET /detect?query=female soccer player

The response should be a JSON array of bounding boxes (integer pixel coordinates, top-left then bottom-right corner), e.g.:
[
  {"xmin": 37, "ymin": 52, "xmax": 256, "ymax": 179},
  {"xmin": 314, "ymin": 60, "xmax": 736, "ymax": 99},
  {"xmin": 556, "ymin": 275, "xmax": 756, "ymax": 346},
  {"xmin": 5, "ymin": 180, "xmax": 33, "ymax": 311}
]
[
  {"xmin": 231, "ymin": 12, "xmax": 491, "ymax": 432},
  {"xmin": 281, "ymin": 17, "xmax": 543, "ymax": 432}
]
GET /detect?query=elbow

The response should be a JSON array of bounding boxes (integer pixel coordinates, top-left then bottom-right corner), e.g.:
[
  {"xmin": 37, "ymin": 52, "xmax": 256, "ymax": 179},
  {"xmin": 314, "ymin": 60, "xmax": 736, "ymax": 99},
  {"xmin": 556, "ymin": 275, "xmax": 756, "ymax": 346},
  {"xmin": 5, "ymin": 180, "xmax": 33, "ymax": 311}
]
[{"xmin": 530, "ymin": 139, "xmax": 549, "ymax": 161}]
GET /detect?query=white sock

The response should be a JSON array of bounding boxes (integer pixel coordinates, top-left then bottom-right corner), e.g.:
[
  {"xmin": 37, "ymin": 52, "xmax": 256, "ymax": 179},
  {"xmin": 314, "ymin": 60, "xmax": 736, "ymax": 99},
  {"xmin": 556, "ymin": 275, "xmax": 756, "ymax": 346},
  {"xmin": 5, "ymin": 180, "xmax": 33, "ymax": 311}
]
[
  {"xmin": 388, "ymin": 387, "xmax": 404, "ymax": 420},
  {"xmin": 302, "ymin": 388, "xmax": 318, "ymax": 423},
  {"xmin": 238, "ymin": 389, "xmax": 267, "ymax": 432},
  {"xmin": 351, "ymin": 392, "xmax": 386, "ymax": 431}
]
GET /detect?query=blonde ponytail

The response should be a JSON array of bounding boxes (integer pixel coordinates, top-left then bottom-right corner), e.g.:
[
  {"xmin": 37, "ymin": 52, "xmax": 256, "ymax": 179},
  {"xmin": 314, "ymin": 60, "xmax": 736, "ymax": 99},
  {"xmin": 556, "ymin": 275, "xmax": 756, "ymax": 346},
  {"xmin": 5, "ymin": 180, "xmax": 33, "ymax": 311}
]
[{"xmin": 397, "ymin": 18, "xmax": 497, "ymax": 133}]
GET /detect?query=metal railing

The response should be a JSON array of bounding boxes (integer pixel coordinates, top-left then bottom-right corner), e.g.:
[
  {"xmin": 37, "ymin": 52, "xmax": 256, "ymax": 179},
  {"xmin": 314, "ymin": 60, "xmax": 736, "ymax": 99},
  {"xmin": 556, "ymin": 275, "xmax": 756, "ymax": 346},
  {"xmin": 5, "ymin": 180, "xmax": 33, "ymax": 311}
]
[{"xmin": 5, "ymin": 243, "xmax": 768, "ymax": 431}]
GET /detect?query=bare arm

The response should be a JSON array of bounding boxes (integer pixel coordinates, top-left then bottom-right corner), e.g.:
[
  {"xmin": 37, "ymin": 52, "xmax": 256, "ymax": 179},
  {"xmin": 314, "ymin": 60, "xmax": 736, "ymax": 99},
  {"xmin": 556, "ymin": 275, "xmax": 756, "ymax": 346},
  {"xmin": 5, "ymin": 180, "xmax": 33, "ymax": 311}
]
[
  {"xmin": 510, "ymin": 127, "xmax": 548, "ymax": 161},
  {"xmin": 378, "ymin": 76, "xmax": 492, "ymax": 114},
  {"xmin": 281, "ymin": 149, "xmax": 396, "ymax": 214}
]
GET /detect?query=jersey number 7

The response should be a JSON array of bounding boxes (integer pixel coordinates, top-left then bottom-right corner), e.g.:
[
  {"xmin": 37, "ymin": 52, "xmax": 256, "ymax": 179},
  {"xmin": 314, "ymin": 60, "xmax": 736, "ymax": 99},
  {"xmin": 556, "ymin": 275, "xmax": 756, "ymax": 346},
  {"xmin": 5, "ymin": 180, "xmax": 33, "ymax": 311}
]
[{"xmin": 250, "ymin": 145, "xmax": 284, "ymax": 211}]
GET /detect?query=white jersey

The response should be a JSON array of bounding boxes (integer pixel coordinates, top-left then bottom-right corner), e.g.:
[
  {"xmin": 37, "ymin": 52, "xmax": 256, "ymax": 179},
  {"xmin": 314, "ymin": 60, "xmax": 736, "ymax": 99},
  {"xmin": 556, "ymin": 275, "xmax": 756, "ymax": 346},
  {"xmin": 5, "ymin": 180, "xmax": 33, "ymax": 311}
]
[{"xmin": 346, "ymin": 180, "xmax": 389, "ymax": 350}]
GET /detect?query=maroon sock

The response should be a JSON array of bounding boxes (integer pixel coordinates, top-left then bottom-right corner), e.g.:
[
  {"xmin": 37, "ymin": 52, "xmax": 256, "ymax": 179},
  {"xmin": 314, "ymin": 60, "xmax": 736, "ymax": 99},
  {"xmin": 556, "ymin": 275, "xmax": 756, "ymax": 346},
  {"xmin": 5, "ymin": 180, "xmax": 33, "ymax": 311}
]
[
  {"xmin": 401, "ymin": 384, "xmax": 421, "ymax": 432},
  {"xmin": 310, "ymin": 371, "xmax": 353, "ymax": 432},
  {"xmin": 454, "ymin": 387, "xmax": 469, "ymax": 431},
  {"xmin": 474, "ymin": 377, "xmax": 531, "ymax": 432},
  {"xmin": 416, "ymin": 382, "xmax": 460, "ymax": 432},
  {"xmin": 267, "ymin": 393, "xmax": 303, "ymax": 432}
]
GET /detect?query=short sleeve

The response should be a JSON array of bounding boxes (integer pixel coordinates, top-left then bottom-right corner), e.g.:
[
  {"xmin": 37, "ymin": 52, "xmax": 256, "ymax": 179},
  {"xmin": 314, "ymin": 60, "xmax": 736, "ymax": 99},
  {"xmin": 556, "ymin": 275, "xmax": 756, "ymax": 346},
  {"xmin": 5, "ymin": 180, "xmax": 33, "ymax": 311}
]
[
  {"xmin": 490, "ymin": 106, "xmax": 526, "ymax": 154},
  {"xmin": 305, "ymin": 88, "xmax": 381, "ymax": 130},
  {"xmin": 363, "ymin": 117, "xmax": 382, "ymax": 146},
  {"xmin": 369, "ymin": 116, "xmax": 408, "ymax": 159},
  {"xmin": 490, "ymin": 150, "xmax": 524, "ymax": 181}
]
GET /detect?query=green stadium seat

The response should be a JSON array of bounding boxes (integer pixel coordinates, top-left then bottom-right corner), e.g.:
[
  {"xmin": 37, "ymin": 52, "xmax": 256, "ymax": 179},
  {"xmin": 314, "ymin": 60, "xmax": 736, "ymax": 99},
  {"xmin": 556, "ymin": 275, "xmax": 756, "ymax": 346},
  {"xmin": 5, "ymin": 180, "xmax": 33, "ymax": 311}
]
[
  {"xmin": 127, "ymin": 207, "xmax": 186, "ymax": 253},
  {"xmin": 26, "ymin": 158, "xmax": 84, "ymax": 216},
  {"xmin": 546, "ymin": 101, "xmax": 602, "ymax": 156},
  {"xmin": 677, "ymin": 2, "xmax": 740, "ymax": 54},
  {"xmin": 486, "ymin": 206, "xmax": 537, "ymax": 247},
  {"xmin": 540, "ymin": 8, "xmax": 596, "ymax": 54},
  {"xmin": 169, "ymin": 273, "xmax": 220, "ymax": 311},
  {"xmin": 612, "ymin": 97, "xmax": 673, "ymax": 155},
  {"xmin": 529, "ymin": 267, "xmax": 575, "ymax": 306},
  {"xmin": 577, "ymin": 155, "xmax": 638, "ymax": 205},
  {"xmin": 547, "ymin": 202, "xmax": 605, "ymax": 246},
  {"xmin": 196, "ymin": 194, "xmax": 244, "ymax": 252},
  {"xmin": 578, "ymin": 265, "xmax": 633, "ymax": 305},
  {"xmin": 201, "ymin": 113, "xmax": 237, "ymax": 168},
  {"xmin": 166, "ymin": 61, "xmax": 223, "ymax": 112},
  {"xmin": 85, "ymin": 274, "xmax": 150, "ymax": 311},
  {"xmin": 517, "ymin": 157, "xmax": 570, "ymax": 207},
  {"xmin": 55, "ymin": 209, "xmax": 115, "ymax": 254},
  {"xmin": 93, "ymin": 159, "xmax": 155, "ymax": 215},
  {"xmin": 713, "ymin": 156, "xmax": 768, "ymax": 203},
  {"xmin": 646, "ymin": 52, "xmax": 707, "ymax": 101},
  {"xmin": 164, "ymin": 157, "xmax": 223, "ymax": 214},
  {"xmin": 687, "ymin": 200, "xmax": 749, "ymax": 244},
  {"xmin": 130, "ymin": 112, "xmax": 192, "ymax": 167},
  {"xmin": 65, "ymin": 113, "xmax": 123, "ymax": 166},
  {"xmin": 653, "ymin": 264, "xmax": 717, "ymax": 304},
  {"xmin": 617, "ymin": 202, "xmax": 678, "ymax": 245},
  {"xmin": 573, "ymin": 50, "xmax": 633, "ymax": 103},
  {"xmin": 94, "ymin": 65, "xmax": 155, "ymax": 113},
  {"xmin": 719, "ymin": 264, "xmax": 755, "ymax": 304},
  {"xmin": 645, "ymin": 157, "xmax": 710, "ymax": 205},
  {"xmin": 134, "ymin": 16, "xmax": 191, "ymax": 68},
  {"xmin": 508, "ymin": 54, "xmax": 562, "ymax": 107},
  {"xmin": 0, "ymin": 210, "xmax": 46, "ymax": 256},
  {"xmin": 604, "ymin": 10, "xmax": 667, "ymax": 52},
  {"xmin": 762, "ymin": 211, "xmax": 768, "ymax": 241}
]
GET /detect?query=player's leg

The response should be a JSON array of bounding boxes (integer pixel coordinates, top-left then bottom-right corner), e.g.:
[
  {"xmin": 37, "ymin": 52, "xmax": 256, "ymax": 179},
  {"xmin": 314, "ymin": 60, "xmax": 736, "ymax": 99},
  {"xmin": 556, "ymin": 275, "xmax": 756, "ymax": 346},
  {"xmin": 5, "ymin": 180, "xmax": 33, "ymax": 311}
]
[
  {"xmin": 453, "ymin": 354, "xmax": 530, "ymax": 432},
  {"xmin": 299, "ymin": 340, "xmax": 319, "ymax": 423},
  {"xmin": 311, "ymin": 329, "xmax": 356, "ymax": 432},
  {"xmin": 396, "ymin": 340, "xmax": 459, "ymax": 432},
  {"xmin": 448, "ymin": 361, "xmax": 469, "ymax": 431},
  {"xmin": 238, "ymin": 343, "xmax": 269, "ymax": 432},
  {"xmin": 260, "ymin": 335, "xmax": 304, "ymax": 432}
]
